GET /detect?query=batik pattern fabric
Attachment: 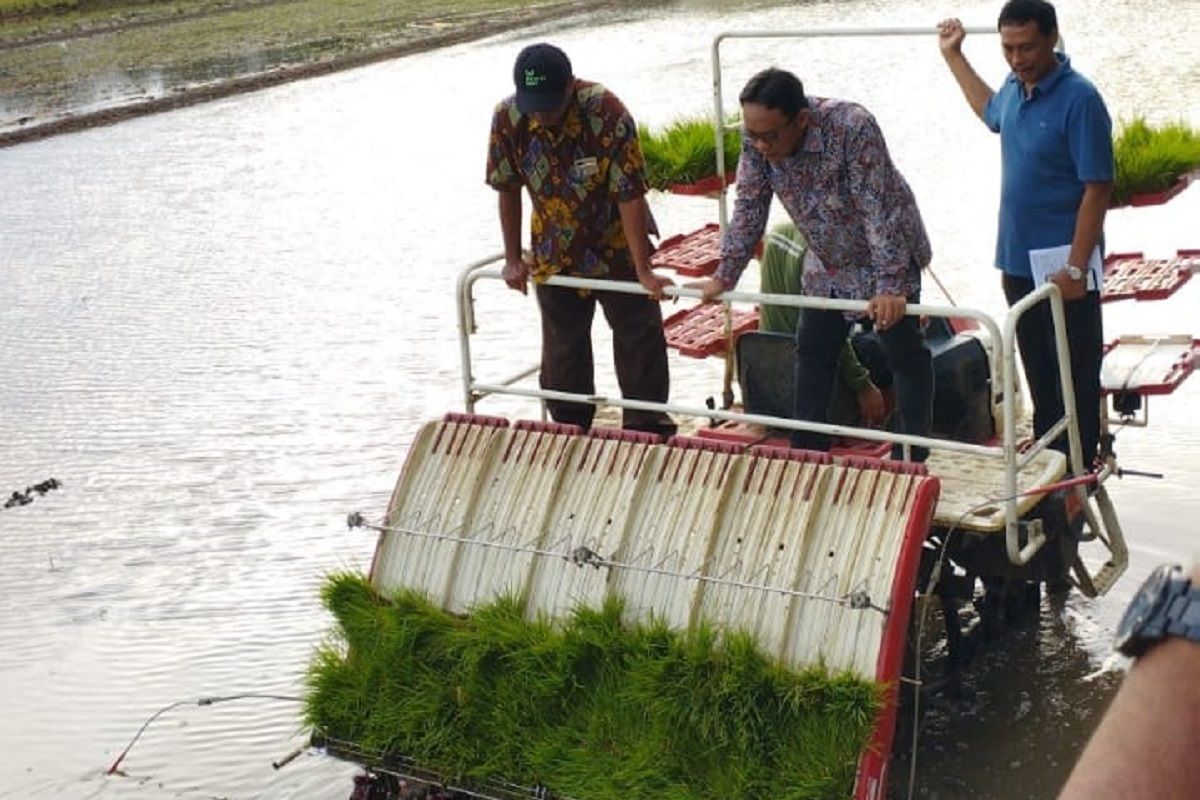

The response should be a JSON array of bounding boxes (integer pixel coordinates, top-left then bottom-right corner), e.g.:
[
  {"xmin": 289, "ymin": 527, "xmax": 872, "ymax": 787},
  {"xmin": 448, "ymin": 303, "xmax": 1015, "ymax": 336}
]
[
  {"xmin": 715, "ymin": 97, "xmax": 930, "ymax": 305},
  {"xmin": 486, "ymin": 80, "xmax": 648, "ymax": 282}
]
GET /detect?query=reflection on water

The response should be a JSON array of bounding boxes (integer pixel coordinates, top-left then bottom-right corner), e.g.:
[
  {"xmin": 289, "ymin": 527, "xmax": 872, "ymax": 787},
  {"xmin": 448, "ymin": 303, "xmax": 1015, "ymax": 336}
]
[
  {"xmin": 1, "ymin": 0, "xmax": 1198, "ymax": 798},
  {"xmin": 3, "ymin": 9, "xmax": 385, "ymax": 131},
  {"xmin": 891, "ymin": 594, "xmax": 1126, "ymax": 799},
  {"xmin": 9, "ymin": 42, "xmax": 341, "ymax": 125}
]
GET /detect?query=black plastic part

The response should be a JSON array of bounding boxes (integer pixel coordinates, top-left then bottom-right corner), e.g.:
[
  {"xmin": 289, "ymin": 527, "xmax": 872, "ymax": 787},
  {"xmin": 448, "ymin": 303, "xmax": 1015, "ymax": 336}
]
[{"xmin": 735, "ymin": 323, "xmax": 994, "ymax": 443}]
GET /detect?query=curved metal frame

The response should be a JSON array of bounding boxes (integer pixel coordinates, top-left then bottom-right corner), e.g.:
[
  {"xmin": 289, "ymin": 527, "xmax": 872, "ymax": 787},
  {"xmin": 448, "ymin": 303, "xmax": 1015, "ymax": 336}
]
[
  {"xmin": 709, "ymin": 26, "xmax": 996, "ymax": 230},
  {"xmin": 458, "ymin": 23, "xmax": 1126, "ymax": 578}
]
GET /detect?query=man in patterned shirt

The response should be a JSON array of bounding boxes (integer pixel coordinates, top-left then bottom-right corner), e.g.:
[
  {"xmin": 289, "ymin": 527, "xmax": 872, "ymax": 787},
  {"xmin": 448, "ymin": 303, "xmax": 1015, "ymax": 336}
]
[
  {"xmin": 693, "ymin": 67, "xmax": 933, "ymax": 459},
  {"xmin": 486, "ymin": 43, "xmax": 675, "ymax": 435}
]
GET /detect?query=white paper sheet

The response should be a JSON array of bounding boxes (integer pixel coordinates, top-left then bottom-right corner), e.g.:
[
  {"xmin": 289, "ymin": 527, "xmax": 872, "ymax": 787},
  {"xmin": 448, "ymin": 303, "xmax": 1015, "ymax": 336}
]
[{"xmin": 1028, "ymin": 244, "xmax": 1103, "ymax": 291}]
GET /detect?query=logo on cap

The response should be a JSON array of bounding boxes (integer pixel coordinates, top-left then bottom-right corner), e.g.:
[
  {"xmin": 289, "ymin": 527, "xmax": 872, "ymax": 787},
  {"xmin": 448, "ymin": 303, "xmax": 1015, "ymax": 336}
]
[{"xmin": 512, "ymin": 43, "xmax": 572, "ymax": 114}]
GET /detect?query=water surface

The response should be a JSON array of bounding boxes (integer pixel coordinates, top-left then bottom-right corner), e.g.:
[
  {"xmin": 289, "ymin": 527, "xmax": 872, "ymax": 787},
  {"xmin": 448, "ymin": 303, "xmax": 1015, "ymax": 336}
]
[{"xmin": 2, "ymin": 0, "xmax": 1198, "ymax": 797}]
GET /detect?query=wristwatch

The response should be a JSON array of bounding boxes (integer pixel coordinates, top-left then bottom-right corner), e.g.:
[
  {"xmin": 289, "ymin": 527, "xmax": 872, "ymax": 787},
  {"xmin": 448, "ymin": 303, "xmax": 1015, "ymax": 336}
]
[
  {"xmin": 1113, "ymin": 564, "xmax": 1200, "ymax": 658},
  {"xmin": 1064, "ymin": 264, "xmax": 1085, "ymax": 281}
]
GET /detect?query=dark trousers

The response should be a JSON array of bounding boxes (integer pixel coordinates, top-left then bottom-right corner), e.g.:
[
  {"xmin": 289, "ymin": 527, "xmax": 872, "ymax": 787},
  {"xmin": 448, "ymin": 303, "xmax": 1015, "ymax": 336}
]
[
  {"xmin": 791, "ymin": 304, "xmax": 933, "ymax": 461},
  {"xmin": 535, "ymin": 281, "xmax": 674, "ymax": 434},
  {"xmin": 1002, "ymin": 275, "xmax": 1103, "ymax": 469}
]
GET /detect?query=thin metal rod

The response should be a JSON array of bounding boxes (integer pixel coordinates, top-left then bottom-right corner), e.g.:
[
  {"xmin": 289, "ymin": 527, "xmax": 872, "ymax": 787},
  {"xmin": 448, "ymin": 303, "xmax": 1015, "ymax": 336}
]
[
  {"xmin": 461, "ymin": 267, "xmax": 1005, "ymax": 459},
  {"xmin": 456, "ymin": 253, "xmax": 507, "ymax": 412},
  {"xmin": 1001, "ymin": 283, "xmax": 1087, "ymax": 564},
  {"xmin": 472, "ymin": 381, "xmax": 1000, "ymax": 459},
  {"xmin": 355, "ymin": 518, "xmax": 885, "ymax": 614},
  {"xmin": 716, "ymin": 25, "xmax": 996, "ymax": 42},
  {"xmin": 531, "ymin": 272, "xmax": 1006, "ymax": 397}
]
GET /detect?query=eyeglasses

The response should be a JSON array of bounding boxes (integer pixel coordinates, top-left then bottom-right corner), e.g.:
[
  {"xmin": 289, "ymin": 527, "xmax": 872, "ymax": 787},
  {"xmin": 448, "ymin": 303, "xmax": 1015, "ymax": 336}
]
[{"xmin": 742, "ymin": 113, "xmax": 797, "ymax": 145}]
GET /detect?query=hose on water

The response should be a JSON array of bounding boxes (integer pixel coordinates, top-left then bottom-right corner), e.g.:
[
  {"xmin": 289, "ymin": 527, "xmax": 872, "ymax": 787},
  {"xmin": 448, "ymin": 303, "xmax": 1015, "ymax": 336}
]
[{"xmin": 105, "ymin": 693, "xmax": 302, "ymax": 777}]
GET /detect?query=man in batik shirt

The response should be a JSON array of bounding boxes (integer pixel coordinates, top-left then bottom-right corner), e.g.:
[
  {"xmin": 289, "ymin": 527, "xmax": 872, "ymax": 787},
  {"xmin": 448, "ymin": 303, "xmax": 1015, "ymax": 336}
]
[
  {"xmin": 486, "ymin": 42, "xmax": 675, "ymax": 435},
  {"xmin": 693, "ymin": 67, "xmax": 933, "ymax": 460}
]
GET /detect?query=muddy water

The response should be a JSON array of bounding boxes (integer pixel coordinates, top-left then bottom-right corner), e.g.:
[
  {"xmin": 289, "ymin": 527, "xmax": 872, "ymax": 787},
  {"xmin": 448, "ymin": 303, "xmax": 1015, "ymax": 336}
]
[{"xmin": 1, "ymin": 0, "xmax": 1198, "ymax": 798}]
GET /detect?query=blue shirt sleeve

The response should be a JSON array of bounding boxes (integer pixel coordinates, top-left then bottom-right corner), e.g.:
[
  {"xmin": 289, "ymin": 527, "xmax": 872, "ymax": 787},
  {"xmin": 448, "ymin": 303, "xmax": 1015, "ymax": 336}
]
[
  {"xmin": 983, "ymin": 87, "xmax": 1003, "ymax": 134},
  {"xmin": 1066, "ymin": 90, "xmax": 1114, "ymax": 183}
]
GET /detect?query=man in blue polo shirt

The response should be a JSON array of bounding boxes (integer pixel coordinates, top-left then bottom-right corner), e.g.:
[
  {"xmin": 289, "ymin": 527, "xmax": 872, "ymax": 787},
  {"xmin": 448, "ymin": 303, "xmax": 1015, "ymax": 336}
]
[{"xmin": 937, "ymin": 0, "xmax": 1112, "ymax": 470}]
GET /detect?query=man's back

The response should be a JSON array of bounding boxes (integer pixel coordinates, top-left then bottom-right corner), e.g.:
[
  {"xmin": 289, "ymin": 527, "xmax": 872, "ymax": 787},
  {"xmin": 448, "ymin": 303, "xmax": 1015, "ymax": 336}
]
[
  {"xmin": 726, "ymin": 96, "xmax": 929, "ymax": 303},
  {"xmin": 486, "ymin": 80, "xmax": 647, "ymax": 282}
]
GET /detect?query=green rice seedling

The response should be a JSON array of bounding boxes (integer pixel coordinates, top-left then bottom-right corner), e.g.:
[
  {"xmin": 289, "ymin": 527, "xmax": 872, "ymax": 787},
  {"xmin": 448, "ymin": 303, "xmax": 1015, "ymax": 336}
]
[
  {"xmin": 639, "ymin": 115, "xmax": 743, "ymax": 190},
  {"xmin": 307, "ymin": 572, "xmax": 883, "ymax": 800},
  {"xmin": 1112, "ymin": 116, "xmax": 1200, "ymax": 205}
]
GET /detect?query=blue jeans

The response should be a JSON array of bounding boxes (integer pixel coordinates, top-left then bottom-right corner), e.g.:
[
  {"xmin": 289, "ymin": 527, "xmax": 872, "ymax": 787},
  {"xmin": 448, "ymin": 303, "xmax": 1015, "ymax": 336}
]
[{"xmin": 790, "ymin": 301, "xmax": 933, "ymax": 461}]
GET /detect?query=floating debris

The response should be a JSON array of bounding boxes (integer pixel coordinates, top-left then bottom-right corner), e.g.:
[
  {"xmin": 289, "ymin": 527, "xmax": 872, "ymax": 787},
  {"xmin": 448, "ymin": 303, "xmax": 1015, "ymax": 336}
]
[{"xmin": 4, "ymin": 478, "xmax": 61, "ymax": 509}]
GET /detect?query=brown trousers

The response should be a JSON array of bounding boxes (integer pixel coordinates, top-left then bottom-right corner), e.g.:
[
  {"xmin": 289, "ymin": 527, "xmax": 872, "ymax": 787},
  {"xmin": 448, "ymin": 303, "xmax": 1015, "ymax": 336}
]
[{"xmin": 535, "ymin": 280, "xmax": 674, "ymax": 435}]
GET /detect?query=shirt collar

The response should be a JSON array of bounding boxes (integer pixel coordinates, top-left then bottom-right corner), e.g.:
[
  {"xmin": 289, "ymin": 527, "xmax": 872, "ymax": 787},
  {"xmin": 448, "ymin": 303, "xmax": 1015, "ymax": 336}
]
[
  {"xmin": 800, "ymin": 115, "xmax": 824, "ymax": 155},
  {"xmin": 777, "ymin": 101, "xmax": 825, "ymax": 166},
  {"xmin": 1006, "ymin": 52, "xmax": 1072, "ymax": 98}
]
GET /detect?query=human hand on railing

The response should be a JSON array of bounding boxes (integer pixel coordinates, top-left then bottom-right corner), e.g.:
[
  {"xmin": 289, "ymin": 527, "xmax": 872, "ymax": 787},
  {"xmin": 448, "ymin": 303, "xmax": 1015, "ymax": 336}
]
[
  {"xmin": 856, "ymin": 382, "xmax": 887, "ymax": 425},
  {"xmin": 637, "ymin": 268, "xmax": 675, "ymax": 301},
  {"xmin": 866, "ymin": 293, "xmax": 906, "ymax": 331},
  {"xmin": 501, "ymin": 257, "xmax": 530, "ymax": 295},
  {"xmin": 687, "ymin": 276, "xmax": 726, "ymax": 304},
  {"xmin": 1050, "ymin": 268, "xmax": 1087, "ymax": 302}
]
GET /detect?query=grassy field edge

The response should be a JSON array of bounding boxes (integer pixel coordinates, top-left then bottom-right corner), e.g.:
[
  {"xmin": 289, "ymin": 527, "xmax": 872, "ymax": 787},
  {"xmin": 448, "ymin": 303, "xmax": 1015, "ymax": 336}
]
[{"xmin": 0, "ymin": 0, "xmax": 633, "ymax": 148}]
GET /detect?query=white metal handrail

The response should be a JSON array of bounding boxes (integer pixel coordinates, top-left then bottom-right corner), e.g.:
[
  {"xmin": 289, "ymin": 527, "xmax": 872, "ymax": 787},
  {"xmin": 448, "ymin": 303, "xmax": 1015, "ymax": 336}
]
[
  {"xmin": 698, "ymin": 25, "xmax": 1101, "ymax": 568},
  {"xmin": 453, "ymin": 256, "xmax": 1109, "ymax": 568},
  {"xmin": 456, "ymin": 30, "xmax": 1124, "ymax": 578}
]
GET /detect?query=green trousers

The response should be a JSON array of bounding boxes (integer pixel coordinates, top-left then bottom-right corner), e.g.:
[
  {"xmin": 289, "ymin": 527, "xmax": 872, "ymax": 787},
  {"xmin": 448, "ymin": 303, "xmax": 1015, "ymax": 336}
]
[{"xmin": 756, "ymin": 222, "xmax": 875, "ymax": 427}]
